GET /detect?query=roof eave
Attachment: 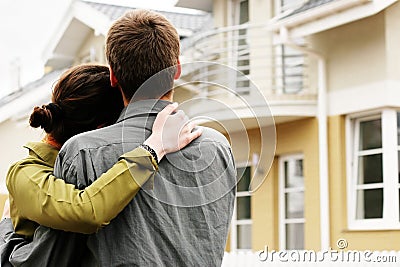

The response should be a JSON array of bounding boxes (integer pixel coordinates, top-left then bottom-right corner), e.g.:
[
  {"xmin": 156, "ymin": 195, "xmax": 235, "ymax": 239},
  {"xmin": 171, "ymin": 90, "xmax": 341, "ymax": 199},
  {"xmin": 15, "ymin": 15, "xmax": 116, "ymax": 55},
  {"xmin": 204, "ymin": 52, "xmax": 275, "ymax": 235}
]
[
  {"xmin": 42, "ymin": 1, "xmax": 113, "ymax": 69},
  {"xmin": 42, "ymin": 1, "xmax": 203, "ymax": 69},
  {"xmin": 175, "ymin": 0, "xmax": 213, "ymax": 12},
  {"xmin": 271, "ymin": 0, "xmax": 396, "ymax": 38}
]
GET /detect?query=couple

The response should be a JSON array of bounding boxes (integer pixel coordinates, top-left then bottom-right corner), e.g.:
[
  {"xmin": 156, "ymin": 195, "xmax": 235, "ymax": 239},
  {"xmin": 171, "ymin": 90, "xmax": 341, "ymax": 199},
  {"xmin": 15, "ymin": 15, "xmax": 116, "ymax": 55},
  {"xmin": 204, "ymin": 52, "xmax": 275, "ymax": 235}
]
[{"xmin": 2, "ymin": 9, "xmax": 236, "ymax": 266}]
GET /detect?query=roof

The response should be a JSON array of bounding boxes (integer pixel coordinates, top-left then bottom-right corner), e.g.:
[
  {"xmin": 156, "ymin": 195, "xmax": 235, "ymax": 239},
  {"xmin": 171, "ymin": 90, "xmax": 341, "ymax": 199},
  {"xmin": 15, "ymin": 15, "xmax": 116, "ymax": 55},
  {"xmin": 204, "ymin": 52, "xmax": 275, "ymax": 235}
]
[
  {"xmin": 0, "ymin": 71, "xmax": 61, "ymax": 108},
  {"xmin": 43, "ymin": 1, "xmax": 213, "ymax": 69},
  {"xmin": 0, "ymin": 70, "xmax": 64, "ymax": 123},
  {"xmin": 84, "ymin": 1, "xmax": 212, "ymax": 34},
  {"xmin": 284, "ymin": 0, "xmax": 337, "ymax": 18},
  {"xmin": 175, "ymin": 0, "xmax": 213, "ymax": 12}
]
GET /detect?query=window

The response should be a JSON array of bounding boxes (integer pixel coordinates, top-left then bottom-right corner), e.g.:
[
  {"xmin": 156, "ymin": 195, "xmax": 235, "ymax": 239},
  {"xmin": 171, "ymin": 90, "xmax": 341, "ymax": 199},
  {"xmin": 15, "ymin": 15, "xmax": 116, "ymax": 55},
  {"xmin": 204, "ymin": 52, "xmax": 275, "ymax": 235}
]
[
  {"xmin": 231, "ymin": 166, "xmax": 252, "ymax": 250},
  {"xmin": 275, "ymin": 0, "xmax": 304, "ymax": 15},
  {"xmin": 279, "ymin": 154, "xmax": 305, "ymax": 250},
  {"xmin": 347, "ymin": 109, "xmax": 400, "ymax": 229},
  {"xmin": 273, "ymin": 1, "xmax": 306, "ymax": 95},
  {"xmin": 78, "ymin": 47, "xmax": 97, "ymax": 64},
  {"xmin": 227, "ymin": 0, "xmax": 250, "ymax": 95},
  {"xmin": 275, "ymin": 44, "xmax": 305, "ymax": 94}
]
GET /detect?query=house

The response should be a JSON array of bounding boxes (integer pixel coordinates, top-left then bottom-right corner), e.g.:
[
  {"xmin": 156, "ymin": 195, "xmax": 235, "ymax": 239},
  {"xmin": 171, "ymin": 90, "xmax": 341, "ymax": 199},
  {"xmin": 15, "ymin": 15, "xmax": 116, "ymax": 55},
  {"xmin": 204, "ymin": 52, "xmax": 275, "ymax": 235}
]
[
  {"xmin": 0, "ymin": 0, "xmax": 211, "ymax": 204},
  {"xmin": 176, "ymin": 0, "xmax": 400, "ymax": 255},
  {"xmin": 1, "ymin": 0, "xmax": 399, "ymax": 263}
]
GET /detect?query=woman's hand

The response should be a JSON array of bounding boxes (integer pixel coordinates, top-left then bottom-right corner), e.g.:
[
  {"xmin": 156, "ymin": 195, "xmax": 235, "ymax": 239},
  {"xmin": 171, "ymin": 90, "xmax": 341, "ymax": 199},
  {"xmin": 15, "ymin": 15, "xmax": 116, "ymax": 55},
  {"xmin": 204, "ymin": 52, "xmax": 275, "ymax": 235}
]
[{"xmin": 143, "ymin": 103, "xmax": 202, "ymax": 161}]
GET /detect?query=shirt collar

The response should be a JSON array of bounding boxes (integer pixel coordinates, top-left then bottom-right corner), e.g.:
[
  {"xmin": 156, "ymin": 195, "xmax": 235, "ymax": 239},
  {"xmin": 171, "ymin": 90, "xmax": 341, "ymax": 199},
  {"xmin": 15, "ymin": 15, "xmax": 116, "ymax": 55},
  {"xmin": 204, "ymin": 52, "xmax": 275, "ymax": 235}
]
[
  {"xmin": 23, "ymin": 142, "xmax": 59, "ymax": 165},
  {"xmin": 116, "ymin": 99, "xmax": 172, "ymax": 124}
]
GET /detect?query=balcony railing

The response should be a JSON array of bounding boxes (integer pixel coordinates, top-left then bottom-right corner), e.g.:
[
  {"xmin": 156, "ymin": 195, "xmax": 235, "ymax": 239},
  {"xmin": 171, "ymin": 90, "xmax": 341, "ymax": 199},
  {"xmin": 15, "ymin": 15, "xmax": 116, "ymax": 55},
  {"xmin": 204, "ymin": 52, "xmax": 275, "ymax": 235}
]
[{"xmin": 180, "ymin": 23, "xmax": 316, "ymax": 101}]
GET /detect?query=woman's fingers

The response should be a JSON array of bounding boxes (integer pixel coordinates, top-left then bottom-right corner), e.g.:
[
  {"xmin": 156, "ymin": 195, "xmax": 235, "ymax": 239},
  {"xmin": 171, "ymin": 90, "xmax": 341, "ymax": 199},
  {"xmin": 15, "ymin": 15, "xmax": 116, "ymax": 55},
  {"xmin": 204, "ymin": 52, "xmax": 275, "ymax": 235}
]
[
  {"xmin": 177, "ymin": 122, "xmax": 202, "ymax": 148},
  {"xmin": 145, "ymin": 103, "xmax": 202, "ymax": 160},
  {"xmin": 187, "ymin": 127, "xmax": 203, "ymax": 144}
]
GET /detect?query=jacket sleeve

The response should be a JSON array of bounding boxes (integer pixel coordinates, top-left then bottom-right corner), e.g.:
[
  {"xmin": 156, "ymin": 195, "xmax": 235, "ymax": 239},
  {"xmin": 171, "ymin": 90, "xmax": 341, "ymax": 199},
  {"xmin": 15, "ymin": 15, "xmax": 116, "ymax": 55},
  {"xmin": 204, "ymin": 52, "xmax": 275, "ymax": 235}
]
[{"xmin": 6, "ymin": 147, "xmax": 157, "ymax": 235}]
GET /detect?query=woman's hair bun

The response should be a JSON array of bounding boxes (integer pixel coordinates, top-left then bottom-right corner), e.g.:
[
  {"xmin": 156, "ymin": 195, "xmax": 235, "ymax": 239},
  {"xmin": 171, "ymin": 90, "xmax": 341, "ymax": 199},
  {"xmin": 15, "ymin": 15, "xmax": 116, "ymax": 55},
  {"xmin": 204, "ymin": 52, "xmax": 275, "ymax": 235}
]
[{"xmin": 29, "ymin": 105, "xmax": 54, "ymax": 132}]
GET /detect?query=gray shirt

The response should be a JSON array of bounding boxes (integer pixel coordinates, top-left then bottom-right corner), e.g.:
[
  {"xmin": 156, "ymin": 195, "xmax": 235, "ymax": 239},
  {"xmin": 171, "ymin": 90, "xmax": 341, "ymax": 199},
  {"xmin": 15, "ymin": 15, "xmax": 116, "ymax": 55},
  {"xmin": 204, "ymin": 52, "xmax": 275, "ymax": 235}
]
[{"xmin": 54, "ymin": 99, "xmax": 236, "ymax": 267}]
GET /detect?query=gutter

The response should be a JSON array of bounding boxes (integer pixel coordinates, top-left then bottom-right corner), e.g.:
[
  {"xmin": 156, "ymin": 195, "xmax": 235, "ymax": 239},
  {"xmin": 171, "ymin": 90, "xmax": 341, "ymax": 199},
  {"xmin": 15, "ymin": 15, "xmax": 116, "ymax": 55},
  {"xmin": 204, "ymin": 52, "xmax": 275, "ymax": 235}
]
[
  {"xmin": 272, "ymin": 0, "xmax": 370, "ymax": 29},
  {"xmin": 279, "ymin": 27, "xmax": 330, "ymax": 250},
  {"xmin": 271, "ymin": 0, "xmax": 397, "ymax": 38}
]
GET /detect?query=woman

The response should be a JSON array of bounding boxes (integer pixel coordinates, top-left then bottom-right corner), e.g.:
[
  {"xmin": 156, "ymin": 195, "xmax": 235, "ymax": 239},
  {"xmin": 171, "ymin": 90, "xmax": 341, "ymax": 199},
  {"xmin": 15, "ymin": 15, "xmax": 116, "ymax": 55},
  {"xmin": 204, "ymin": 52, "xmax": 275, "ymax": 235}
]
[{"xmin": 1, "ymin": 64, "xmax": 201, "ymax": 265}]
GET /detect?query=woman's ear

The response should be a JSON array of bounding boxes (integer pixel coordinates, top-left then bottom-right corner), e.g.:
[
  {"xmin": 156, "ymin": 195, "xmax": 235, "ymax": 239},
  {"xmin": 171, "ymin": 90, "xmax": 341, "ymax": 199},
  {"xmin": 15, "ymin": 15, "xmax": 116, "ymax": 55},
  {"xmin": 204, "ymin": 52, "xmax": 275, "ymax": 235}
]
[
  {"xmin": 174, "ymin": 59, "xmax": 181, "ymax": 80},
  {"xmin": 109, "ymin": 66, "xmax": 119, "ymax": 87}
]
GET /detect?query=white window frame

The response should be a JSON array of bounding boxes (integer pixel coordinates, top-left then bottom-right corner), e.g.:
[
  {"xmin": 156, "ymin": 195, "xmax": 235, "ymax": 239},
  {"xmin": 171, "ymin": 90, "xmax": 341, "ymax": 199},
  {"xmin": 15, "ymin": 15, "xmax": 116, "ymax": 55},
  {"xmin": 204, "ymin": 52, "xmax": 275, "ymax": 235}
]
[
  {"xmin": 346, "ymin": 109, "xmax": 400, "ymax": 230},
  {"xmin": 278, "ymin": 154, "xmax": 305, "ymax": 250},
  {"xmin": 231, "ymin": 162, "xmax": 252, "ymax": 251}
]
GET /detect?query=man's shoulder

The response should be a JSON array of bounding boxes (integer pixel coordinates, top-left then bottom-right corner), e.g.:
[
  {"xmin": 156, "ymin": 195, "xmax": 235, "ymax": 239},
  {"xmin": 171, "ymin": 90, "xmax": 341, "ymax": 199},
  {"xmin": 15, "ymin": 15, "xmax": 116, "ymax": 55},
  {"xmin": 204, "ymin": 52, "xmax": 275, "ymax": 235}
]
[
  {"xmin": 192, "ymin": 126, "xmax": 230, "ymax": 148},
  {"xmin": 63, "ymin": 124, "xmax": 121, "ymax": 150},
  {"xmin": 55, "ymin": 124, "xmax": 124, "ymax": 180},
  {"xmin": 58, "ymin": 124, "xmax": 122, "ymax": 163}
]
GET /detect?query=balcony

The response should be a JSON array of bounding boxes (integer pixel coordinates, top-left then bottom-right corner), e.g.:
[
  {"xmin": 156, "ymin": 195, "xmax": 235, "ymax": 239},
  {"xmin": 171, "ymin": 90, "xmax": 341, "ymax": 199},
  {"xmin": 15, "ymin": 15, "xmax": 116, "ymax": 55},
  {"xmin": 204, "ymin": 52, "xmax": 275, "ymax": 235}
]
[{"xmin": 176, "ymin": 23, "xmax": 318, "ymax": 130}]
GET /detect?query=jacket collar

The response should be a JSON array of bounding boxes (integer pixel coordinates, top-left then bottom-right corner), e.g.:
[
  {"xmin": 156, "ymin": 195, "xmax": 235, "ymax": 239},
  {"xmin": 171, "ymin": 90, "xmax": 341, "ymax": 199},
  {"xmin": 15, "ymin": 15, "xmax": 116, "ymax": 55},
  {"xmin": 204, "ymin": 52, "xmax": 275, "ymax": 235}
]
[
  {"xmin": 116, "ymin": 99, "xmax": 172, "ymax": 124},
  {"xmin": 23, "ymin": 142, "xmax": 59, "ymax": 165}
]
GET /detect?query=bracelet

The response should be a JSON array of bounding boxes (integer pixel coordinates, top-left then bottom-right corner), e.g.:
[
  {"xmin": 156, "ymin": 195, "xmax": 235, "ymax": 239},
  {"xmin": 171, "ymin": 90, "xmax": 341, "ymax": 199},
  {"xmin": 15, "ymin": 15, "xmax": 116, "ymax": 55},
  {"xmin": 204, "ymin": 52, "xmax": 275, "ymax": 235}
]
[{"xmin": 139, "ymin": 144, "xmax": 159, "ymax": 164}]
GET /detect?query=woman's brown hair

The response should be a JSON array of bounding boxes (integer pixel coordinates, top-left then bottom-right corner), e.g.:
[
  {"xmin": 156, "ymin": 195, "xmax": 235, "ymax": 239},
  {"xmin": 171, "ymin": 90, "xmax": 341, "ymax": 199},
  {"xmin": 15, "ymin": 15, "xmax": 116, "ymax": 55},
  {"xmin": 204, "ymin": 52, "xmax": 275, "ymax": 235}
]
[{"xmin": 29, "ymin": 64, "xmax": 124, "ymax": 145}]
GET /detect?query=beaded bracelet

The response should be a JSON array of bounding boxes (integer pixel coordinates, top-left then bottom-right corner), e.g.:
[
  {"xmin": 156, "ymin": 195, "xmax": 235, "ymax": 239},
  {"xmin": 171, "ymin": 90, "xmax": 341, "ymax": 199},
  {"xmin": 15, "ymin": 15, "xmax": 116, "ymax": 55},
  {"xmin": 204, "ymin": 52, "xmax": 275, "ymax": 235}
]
[{"xmin": 139, "ymin": 144, "xmax": 159, "ymax": 164}]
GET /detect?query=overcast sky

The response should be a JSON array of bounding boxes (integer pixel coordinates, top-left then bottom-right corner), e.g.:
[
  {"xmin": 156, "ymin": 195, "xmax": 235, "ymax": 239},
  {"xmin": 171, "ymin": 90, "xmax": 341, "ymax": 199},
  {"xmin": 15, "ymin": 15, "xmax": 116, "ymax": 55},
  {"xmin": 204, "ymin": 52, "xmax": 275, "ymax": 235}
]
[{"xmin": 0, "ymin": 0, "xmax": 177, "ymax": 98}]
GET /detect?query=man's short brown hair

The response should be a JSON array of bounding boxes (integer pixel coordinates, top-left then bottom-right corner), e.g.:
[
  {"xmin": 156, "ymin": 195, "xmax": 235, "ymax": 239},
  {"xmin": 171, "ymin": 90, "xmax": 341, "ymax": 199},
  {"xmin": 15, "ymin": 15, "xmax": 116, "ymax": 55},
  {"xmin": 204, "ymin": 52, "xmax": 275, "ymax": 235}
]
[{"xmin": 106, "ymin": 9, "xmax": 180, "ymax": 101}]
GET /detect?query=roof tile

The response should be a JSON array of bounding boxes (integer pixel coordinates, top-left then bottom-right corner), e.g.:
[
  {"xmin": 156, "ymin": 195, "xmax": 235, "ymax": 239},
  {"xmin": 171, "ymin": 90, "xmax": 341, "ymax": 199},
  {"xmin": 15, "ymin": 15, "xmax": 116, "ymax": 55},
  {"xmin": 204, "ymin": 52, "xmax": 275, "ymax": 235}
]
[{"xmin": 84, "ymin": 2, "xmax": 212, "ymax": 33}]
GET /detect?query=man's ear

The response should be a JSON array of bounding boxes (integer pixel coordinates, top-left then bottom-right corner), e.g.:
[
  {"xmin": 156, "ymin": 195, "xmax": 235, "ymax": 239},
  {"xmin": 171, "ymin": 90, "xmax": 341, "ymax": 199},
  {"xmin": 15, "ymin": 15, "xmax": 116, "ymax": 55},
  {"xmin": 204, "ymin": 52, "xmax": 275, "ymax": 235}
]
[
  {"xmin": 109, "ymin": 66, "xmax": 118, "ymax": 87},
  {"xmin": 174, "ymin": 59, "xmax": 181, "ymax": 80}
]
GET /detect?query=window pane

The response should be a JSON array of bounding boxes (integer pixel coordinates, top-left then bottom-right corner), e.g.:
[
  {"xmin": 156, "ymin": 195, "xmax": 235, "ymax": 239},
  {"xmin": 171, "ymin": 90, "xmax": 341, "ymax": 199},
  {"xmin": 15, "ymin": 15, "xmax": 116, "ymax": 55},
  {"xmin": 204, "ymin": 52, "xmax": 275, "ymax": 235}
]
[
  {"xmin": 397, "ymin": 112, "xmax": 400, "ymax": 145},
  {"xmin": 359, "ymin": 119, "xmax": 382, "ymax": 150},
  {"xmin": 357, "ymin": 154, "xmax": 382, "ymax": 184},
  {"xmin": 285, "ymin": 159, "xmax": 304, "ymax": 188},
  {"xmin": 356, "ymin": 188, "xmax": 383, "ymax": 219},
  {"xmin": 286, "ymin": 223, "xmax": 304, "ymax": 250},
  {"xmin": 280, "ymin": 0, "xmax": 303, "ymax": 12},
  {"xmin": 294, "ymin": 159, "xmax": 303, "ymax": 176},
  {"xmin": 239, "ymin": 0, "xmax": 249, "ymax": 24},
  {"xmin": 284, "ymin": 161, "xmax": 289, "ymax": 186},
  {"xmin": 237, "ymin": 224, "xmax": 252, "ymax": 249},
  {"xmin": 237, "ymin": 167, "xmax": 251, "ymax": 192},
  {"xmin": 282, "ymin": 46, "xmax": 304, "ymax": 94},
  {"xmin": 285, "ymin": 192, "xmax": 304, "ymax": 219},
  {"xmin": 237, "ymin": 196, "xmax": 251, "ymax": 220}
]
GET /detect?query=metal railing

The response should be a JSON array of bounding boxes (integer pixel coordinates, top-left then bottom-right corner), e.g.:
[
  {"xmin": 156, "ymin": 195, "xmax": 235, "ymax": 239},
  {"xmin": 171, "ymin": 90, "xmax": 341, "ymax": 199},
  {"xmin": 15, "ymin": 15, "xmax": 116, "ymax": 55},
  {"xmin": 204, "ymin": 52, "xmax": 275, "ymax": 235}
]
[{"xmin": 180, "ymin": 23, "xmax": 315, "ymax": 99}]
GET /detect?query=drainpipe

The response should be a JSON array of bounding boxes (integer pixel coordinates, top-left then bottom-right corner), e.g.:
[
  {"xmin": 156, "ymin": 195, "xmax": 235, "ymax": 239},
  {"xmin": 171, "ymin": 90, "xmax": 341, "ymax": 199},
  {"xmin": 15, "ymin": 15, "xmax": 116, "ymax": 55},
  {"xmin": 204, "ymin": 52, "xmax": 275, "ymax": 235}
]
[{"xmin": 279, "ymin": 27, "xmax": 330, "ymax": 251}]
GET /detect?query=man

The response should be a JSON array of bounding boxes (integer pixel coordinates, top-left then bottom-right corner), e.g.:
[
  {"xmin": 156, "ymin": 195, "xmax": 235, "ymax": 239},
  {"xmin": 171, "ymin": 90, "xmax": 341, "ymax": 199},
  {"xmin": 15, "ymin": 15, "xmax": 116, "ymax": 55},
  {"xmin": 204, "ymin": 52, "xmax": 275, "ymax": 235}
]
[{"xmin": 54, "ymin": 10, "xmax": 236, "ymax": 266}]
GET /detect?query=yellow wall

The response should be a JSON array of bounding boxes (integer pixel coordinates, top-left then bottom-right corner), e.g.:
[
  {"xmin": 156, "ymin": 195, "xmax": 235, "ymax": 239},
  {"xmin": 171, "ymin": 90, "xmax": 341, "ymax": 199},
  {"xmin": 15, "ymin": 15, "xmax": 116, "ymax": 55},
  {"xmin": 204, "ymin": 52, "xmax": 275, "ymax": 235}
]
[
  {"xmin": 250, "ymin": 118, "xmax": 321, "ymax": 251},
  {"xmin": 252, "ymin": 156, "xmax": 278, "ymax": 251},
  {"xmin": 328, "ymin": 116, "xmax": 400, "ymax": 250}
]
